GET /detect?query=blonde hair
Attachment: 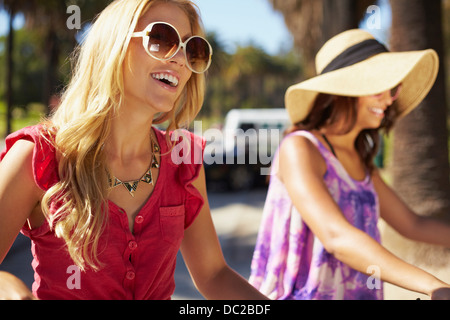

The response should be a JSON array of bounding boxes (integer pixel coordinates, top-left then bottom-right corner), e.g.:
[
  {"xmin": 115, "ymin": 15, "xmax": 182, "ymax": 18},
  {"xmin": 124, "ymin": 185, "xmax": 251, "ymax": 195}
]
[{"xmin": 41, "ymin": 0, "xmax": 206, "ymax": 271}]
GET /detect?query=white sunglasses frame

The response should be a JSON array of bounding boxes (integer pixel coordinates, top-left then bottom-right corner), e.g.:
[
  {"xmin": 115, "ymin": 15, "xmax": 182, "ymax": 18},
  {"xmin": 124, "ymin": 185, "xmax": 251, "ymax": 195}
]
[{"xmin": 131, "ymin": 21, "xmax": 213, "ymax": 74}]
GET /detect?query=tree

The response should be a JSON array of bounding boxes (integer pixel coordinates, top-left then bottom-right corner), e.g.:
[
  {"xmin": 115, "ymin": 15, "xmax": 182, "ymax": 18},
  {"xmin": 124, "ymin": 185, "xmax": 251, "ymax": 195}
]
[
  {"xmin": 0, "ymin": 0, "xmax": 33, "ymax": 135},
  {"xmin": 443, "ymin": 0, "xmax": 450, "ymax": 112},
  {"xmin": 199, "ymin": 33, "xmax": 302, "ymax": 120},
  {"xmin": 269, "ymin": 0, "xmax": 375, "ymax": 76},
  {"xmin": 0, "ymin": 0, "xmax": 113, "ymax": 135},
  {"xmin": 0, "ymin": 29, "xmax": 48, "ymax": 108},
  {"xmin": 386, "ymin": 0, "xmax": 450, "ymax": 265},
  {"xmin": 200, "ymin": 32, "xmax": 231, "ymax": 119},
  {"xmin": 4, "ymin": 6, "xmax": 14, "ymax": 135},
  {"xmin": 390, "ymin": 0, "xmax": 450, "ymax": 219},
  {"xmin": 21, "ymin": 0, "xmax": 113, "ymax": 114}
]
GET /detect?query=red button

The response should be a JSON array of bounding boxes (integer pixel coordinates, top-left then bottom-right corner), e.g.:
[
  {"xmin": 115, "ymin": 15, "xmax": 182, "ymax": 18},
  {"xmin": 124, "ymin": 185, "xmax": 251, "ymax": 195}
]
[
  {"xmin": 135, "ymin": 215, "xmax": 144, "ymax": 224},
  {"xmin": 126, "ymin": 271, "xmax": 135, "ymax": 280},
  {"xmin": 128, "ymin": 241, "xmax": 138, "ymax": 250}
]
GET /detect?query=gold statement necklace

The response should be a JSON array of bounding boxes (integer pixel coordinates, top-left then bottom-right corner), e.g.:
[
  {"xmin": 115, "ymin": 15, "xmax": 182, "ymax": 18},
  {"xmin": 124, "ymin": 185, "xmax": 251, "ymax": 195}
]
[{"xmin": 107, "ymin": 132, "xmax": 160, "ymax": 197}]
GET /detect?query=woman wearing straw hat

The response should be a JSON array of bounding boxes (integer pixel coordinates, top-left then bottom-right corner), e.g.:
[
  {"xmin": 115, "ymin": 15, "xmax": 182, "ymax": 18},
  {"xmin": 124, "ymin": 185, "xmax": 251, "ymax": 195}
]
[{"xmin": 249, "ymin": 29, "xmax": 450, "ymax": 300}]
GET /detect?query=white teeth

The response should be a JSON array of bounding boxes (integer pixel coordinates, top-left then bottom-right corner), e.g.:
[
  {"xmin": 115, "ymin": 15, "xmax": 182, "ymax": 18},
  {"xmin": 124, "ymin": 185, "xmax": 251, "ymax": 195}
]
[
  {"xmin": 369, "ymin": 107, "xmax": 384, "ymax": 115},
  {"xmin": 152, "ymin": 73, "xmax": 179, "ymax": 87}
]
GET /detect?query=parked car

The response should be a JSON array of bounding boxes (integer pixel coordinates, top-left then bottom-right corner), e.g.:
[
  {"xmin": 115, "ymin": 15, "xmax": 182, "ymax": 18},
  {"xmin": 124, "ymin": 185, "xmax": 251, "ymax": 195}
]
[{"xmin": 204, "ymin": 108, "xmax": 290, "ymax": 190}]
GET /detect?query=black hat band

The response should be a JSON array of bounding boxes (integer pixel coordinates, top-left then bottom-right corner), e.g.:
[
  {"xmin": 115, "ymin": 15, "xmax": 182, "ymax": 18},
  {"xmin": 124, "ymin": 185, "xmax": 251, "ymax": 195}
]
[{"xmin": 320, "ymin": 39, "xmax": 389, "ymax": 75}]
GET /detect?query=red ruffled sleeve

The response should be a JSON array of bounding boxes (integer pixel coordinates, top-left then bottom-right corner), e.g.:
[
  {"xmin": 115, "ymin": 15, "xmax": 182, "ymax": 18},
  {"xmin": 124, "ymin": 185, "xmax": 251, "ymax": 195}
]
[
  {"xmin": 1, "ymin": 125, "xmax": 59, "ymax": 237},
  {"xmin": 166, "ymin": 129, "xmax": 206, "ymax": 229},
  {"xmin": 0, "ymin": 125, "xmax": 59, "ymax": 191}
]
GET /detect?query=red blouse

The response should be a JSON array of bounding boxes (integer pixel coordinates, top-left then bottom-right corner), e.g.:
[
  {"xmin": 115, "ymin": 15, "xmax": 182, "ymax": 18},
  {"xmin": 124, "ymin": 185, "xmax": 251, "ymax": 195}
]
[{"xmin": 0, "ymin": 125, "xmax": 205, "ymax": 300}]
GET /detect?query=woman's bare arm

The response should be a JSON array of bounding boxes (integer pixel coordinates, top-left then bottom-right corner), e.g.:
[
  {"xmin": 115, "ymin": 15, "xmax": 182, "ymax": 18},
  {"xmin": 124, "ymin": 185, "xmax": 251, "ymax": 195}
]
[
  {"xmin": 373, "ymin": 170, "xmax": 450, "ymax": 247},
  {"xmin": 180, "ymin": 166, "xmax": 268, "ymax": 300},
  {"xmin": 278, "ymin": 135, "xmax": 450, "ymax": 298},
  {"xmin": 0, "ymin": 140, "xmax": 42, "ymax": 299}
]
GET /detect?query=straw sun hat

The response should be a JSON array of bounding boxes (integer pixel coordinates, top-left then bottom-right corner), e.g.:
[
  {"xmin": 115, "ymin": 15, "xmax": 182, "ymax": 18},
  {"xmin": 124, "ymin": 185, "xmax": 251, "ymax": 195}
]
[{"xmin": 285, "ymin": 29, "xmax": 439, "ymax": 124}]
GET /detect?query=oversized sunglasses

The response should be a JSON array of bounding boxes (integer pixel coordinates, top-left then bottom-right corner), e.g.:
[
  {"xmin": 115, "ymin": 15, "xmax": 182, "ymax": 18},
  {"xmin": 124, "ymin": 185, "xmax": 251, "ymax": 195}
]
[{"xmin": 131, "ymin": 21, "xmax": 213, "ymax": 74}]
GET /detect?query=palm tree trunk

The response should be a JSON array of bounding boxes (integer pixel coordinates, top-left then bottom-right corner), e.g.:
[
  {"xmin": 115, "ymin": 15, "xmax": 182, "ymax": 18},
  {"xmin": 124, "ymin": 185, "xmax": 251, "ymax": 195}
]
[
  {"xmin": 269, "ymin": 0, "xmax": 375, "ymax": 76},
  {"xmin": 379, "ymin": 2, "xmax": 450, "ymax": 285},
  {"xmin": 5, "ymin": 8, "xmax": 15, "ymax": 136},
  {"xmin": 389, "ymin": 0, "xmax": 450, "ymax": 220},
  {"xmin": 43, "ymin": 27, "xmax": 59, "ymax": 115},
  {"xmin": 321, "ymin": 0, "xmax": 360, "ymax": 43}
]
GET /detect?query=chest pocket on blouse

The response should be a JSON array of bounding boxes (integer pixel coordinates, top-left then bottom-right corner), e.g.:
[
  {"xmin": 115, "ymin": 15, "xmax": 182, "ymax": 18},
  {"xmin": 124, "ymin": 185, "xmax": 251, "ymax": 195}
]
[{"xmin": 160, "ymin": 205, "xmax": 186, "ymax": 247}]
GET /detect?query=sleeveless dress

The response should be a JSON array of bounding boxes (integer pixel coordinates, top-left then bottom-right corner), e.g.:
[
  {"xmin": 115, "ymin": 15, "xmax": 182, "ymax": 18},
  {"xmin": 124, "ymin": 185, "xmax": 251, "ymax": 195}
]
[
  {"xmin": 249, "ymin": 130, "xmax": 383, "ymax": 300},
  {"xmin": 0, "ymin": 125, "xmax": 205, "ymax": 300}
]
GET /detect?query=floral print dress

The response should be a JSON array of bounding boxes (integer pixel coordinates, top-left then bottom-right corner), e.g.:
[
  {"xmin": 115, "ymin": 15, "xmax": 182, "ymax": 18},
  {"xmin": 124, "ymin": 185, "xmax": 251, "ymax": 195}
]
[{"xmin": 249, "ymin": 130, "xmax": 383, "ymax": 300}]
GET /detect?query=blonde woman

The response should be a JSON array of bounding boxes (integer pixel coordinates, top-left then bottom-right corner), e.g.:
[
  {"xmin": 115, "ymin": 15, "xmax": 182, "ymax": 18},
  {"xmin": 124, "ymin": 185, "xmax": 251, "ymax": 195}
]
[{"xmin": 0, "ymin": 0, "xmax": 267, "ymax": 300}]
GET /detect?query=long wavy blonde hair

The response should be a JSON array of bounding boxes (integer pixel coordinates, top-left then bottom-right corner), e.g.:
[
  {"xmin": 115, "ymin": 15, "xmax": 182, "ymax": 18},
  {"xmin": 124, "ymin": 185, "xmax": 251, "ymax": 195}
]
[{"xmin": 41, "ymin": 0, "xmax": 206, "ymax": 271}]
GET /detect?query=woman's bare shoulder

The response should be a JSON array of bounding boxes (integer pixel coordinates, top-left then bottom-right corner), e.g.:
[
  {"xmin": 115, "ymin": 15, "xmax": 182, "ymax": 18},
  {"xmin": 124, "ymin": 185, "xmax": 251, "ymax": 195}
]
[{"xmin": 278, "ymin": 132, "xmax": 327, "ymax": 181}]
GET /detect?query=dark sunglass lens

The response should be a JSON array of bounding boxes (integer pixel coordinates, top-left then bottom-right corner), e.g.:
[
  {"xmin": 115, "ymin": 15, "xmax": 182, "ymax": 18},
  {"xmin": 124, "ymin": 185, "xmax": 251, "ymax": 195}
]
[
  {"xmin": 390, "ymin": 87, "xmax": 397, "ymax": 97},
  {"xmin": 148, "ymin": 23, "xmax": 180, "ymax": 59},
  {"xmin": 391, "ymin": 85, "xmax": 401, "ymax": 99},
  {"xmin": 186, "ymin": 37, "xmax": 211, "ymax": 72}
]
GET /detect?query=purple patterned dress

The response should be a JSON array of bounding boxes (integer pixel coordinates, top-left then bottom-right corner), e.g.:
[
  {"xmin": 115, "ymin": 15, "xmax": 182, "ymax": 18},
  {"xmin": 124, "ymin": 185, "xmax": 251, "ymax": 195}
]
[{"xmin": 249, "ymin": 130, "xmax": 383, "ymax": 300}]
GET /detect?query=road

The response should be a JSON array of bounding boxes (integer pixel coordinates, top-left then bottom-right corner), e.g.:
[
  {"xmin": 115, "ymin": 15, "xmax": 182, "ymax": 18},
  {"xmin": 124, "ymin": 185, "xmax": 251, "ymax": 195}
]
[
  {"xmin": 173, "ymin": 189, "xmax": 267, "ymax": 299},
  {"xmin": 0, "ymin": 188, "xmax": 268, "ymax": 300}
]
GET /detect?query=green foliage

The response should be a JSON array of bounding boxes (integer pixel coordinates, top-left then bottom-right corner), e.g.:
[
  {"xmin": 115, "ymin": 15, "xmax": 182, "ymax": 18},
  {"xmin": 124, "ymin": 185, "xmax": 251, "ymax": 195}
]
[
  {"xmin": 1, "ymin": 29, "xmax": 44, "ymax": 107},
  {"xmin": 199, "ymin": 32, "xmax": 303, "ymax": 121},
  {"xmin": 0, "ymin": 101, "xmax": 43, "ymax": 137},
  {"xmin": 0, "ymin": 0, "xmax": 112, "ymax": 135}
]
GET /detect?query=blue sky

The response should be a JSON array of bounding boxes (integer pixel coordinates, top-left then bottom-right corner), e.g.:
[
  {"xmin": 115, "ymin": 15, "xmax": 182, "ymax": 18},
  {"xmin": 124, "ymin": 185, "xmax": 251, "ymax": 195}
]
[
  {"xmin": 192, "ymin": 0, "xmax": 293, "ymax": 54},
  {"xmin": 0, "ymin": 10, "xmax": 24, "ymax": 35}
]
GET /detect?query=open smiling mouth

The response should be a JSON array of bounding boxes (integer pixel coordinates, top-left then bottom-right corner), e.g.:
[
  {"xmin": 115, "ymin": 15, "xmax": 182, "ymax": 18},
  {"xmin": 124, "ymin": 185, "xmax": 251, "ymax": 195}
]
[
  {"xmin": 152, "ymin": 73, "xmax": 179, "ymax": 88},
  {"xmin": 368, "ymin": 106, "xmax": 386, "ymax": 118}
]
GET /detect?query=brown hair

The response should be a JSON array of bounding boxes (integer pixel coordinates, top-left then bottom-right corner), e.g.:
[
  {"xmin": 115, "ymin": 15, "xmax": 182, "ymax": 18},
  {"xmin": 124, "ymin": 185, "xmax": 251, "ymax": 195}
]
[{"xmin": 285, "ymin": 93, "xmax": 398, "ymax": 173}]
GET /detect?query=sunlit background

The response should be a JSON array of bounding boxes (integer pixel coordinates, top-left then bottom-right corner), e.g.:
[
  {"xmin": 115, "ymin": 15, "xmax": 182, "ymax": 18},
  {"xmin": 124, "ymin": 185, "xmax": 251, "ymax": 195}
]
[
  {"xmin": 0, "ymin": 0, "xmax": 450, "ymax": 301},
  {"xmin": 0, "ymin": 0, "xmax": 445, "ymax": 133}
]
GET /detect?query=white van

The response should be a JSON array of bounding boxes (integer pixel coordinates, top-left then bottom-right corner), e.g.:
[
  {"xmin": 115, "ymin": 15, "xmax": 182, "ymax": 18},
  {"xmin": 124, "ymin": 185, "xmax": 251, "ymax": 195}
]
[
  {"xmin": 223, "ymin": 108, "xmax": 290, "ymax": 151},
  {"xmin": 204, "ymin": 108, "xmax": 291, "ymax": 190}
]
